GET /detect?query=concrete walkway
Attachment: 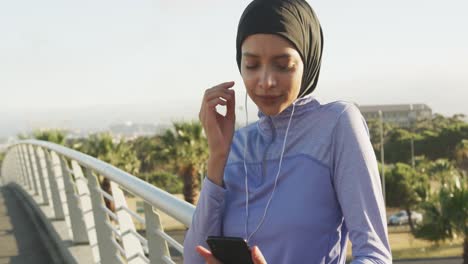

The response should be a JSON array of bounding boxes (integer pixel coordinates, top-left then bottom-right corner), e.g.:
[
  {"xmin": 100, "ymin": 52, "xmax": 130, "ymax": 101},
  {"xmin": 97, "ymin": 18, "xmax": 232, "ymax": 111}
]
[
  {"xmin": 0, "ymin": 186, "xmax": 52, "ymax": 264},
  {"xmin": 0, "ymin": 183, "xmax": 462, "ymax": 264}
]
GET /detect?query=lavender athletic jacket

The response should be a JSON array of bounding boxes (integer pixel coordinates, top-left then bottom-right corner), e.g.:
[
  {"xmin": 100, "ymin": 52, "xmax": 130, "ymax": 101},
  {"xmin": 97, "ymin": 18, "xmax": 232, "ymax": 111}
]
[{"xmin": 183, "ymin": 95, "xmax": 392, "ymax": 263}]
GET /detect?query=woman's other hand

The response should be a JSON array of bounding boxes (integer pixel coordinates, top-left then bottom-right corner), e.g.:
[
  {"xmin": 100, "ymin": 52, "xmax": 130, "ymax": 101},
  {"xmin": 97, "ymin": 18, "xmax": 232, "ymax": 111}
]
[
  {"xmin": 251, "ymin": 246, "xmax": 267, "ymax": 264},
  {"xmin": 195, "ymin": 245, "xmax": 267, "ymax": 264},
  {"xmin": 196, "ymin": 246, "xmax": 222, "ymax": 264},
  {"xmin": 198, "ymin": 81, "xmax": 236, "ymax": 186}
]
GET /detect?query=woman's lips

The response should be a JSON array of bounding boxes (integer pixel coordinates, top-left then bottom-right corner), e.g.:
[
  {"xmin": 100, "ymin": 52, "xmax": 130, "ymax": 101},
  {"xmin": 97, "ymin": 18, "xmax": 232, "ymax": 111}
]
[{"xmin": 256, "ymin": 94, "xmax": 282, "ymax": 103}]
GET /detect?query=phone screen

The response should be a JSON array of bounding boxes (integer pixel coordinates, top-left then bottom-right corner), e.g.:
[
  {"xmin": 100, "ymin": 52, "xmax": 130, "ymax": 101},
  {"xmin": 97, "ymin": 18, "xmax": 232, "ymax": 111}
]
[{"xmin": 206, "ymin": 236, "xmax": 254, "ymax": 264}]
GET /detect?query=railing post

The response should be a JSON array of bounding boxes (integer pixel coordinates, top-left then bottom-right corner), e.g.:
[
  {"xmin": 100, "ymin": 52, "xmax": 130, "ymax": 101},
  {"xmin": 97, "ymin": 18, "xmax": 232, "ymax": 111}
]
[
  {"xmin": 13, "ymin": 147, "xmax": 24, "ymax": 185},
  {"xmin": 25, "ymin": 145, "xmax": 36, "ymax": 192},
  {"xmin": 33, "ymin": 146, "xmax": 49, "ymax": 205},
  {"xmin": 2, "ymin": 152, "xmax": 10, "ymax": 183},
  {"xmin": 85, "ymin": 168, "xmax": 119, "ymax": 264},
  {"xmin": 144, "ymin": 203, "xmax": 171, "ymax": 264},
  {"xmin": 6, "ymin": 152, "xmax": 13, "ymax": 183},
  {"xmin": 17, "ymin": 145, "xmax": 32, "ymax": 190},
  {"xmin": 10, "ymin": 148, "xmax": 23, "ymax": 185},
  {"xmin": 110, "ymin": 181, "xmax": 145, "ymax": 263},
  {"xmin": 12, "ymin": 148, "xmax": 21, "ymax": 185},
  {"xmin": 0, "ymin": 153, "xmax": 4, "ymax": 185},
  {"xmin": 25, "ymin": 146, "xmax": 34, "ymax": 190},
  {"xmin": 0, "ymin": 153, "xmax": 3, "ymax": 185},
  {"xmin": 8, "ymin": 152, "xmax": 14, "ymax": 183},
  {"xmin": 25, "ymin": 145, "xmax": 39, "ymax": 195},
  {"xmin": 59, "ymin": 156, "xmax": 89, "ymax": 244},
  {"xmin": 19, "ymin": 147, "xmax": 27, "ymax": 186},
  {"xmin": 43, "ymin": 149, "xmax": 65, "ymax": 219}
]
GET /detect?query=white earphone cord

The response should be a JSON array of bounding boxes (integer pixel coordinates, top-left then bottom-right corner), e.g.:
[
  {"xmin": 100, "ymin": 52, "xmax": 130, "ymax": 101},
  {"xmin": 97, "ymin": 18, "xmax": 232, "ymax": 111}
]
[
  {"xmin": 243, "ymin": 92, "xmax": 296, "ymax": 243},
  {"xmin": 243, "ymin": 92, "xmax": 249, "ymax": 241}
]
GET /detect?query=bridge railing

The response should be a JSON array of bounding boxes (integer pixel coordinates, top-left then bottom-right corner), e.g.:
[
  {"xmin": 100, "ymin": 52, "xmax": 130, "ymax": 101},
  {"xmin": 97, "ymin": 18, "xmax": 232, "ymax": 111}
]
[{"xmin": 0, "ymin": 139, "xmax": 195, "ymax": 264}]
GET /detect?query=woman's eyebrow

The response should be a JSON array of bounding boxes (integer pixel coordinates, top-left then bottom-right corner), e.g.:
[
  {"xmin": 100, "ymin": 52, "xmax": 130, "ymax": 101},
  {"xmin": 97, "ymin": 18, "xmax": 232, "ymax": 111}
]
[
  {"xmin": 242, "ymin": 52, "xmax": 259, "ymax": 58},
  {"xmin": 272, "ymin": 54, "xmax": 292, "ymax": 60},
  {"xmin": 242, "ymin": 53, "xmax": 292, "ymax": 59}
]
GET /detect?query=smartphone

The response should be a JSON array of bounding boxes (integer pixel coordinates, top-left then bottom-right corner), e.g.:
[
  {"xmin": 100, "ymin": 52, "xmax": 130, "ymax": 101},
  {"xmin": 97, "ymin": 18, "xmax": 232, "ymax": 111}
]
[{"xmin": 206, "ymin": 236, "xmax": 254, "ymax": 264}]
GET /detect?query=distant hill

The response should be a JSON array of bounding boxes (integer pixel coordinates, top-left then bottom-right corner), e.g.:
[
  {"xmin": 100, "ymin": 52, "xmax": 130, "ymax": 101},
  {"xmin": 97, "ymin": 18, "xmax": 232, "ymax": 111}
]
[{"xmin": 0, "ymin": 102, "xmax": 201, "ymax": 138}]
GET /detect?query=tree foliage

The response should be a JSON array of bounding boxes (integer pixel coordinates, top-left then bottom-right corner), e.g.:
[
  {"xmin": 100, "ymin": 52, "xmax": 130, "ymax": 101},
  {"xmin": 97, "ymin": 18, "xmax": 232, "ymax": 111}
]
[
  {"xmin": 385, "ymin": 162, "xmax": 430, "ymax": 233},
  {"xmin": 157, "ymin": 121, "xmax": 208, "ymax": 204},
  {"xmin": 131, "ymin": 135, "xmax": 165, "ymax": 173},
  {"xmin": 69, "ymin": 133, "xmax": 141, "ymax": 211},
  {"xmin": 386, "ymin": 163, "xmax": 429, "ymax": 208},
  {"xmin": 32, "ymin": 129, "xmax": 68, "ymax": 145},
  {"xmin": 414, "ymin": 174, "xmax": 468, "ymax": 263},
  {"xmin": 0, "ymin": 152, "xmax": 5, "ymax": 169},
  {"xmin": 368, "ymin": 114, "xmax": 468, "ymax": 164},
  {"xmin": 72, "ymin": 133, "xmax": 140, "ymax": 176},
  {"xmin": 455, "ymin": 139, "xmax": 468, "ymax": 174},
  {"xmin": 140, "ymin": 171, "xmax": 183, "ymax": 194}
]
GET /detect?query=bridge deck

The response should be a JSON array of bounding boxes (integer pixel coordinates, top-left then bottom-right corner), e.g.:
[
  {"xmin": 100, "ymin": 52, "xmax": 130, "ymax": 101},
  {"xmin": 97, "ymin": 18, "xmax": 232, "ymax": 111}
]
[
  {"xmin": 0, "ymin": 185, "xmax": 462, "ymax": 264},
  {"xmin": 0, "ymin": 186, "xmax": 52, "ymax": 264}
]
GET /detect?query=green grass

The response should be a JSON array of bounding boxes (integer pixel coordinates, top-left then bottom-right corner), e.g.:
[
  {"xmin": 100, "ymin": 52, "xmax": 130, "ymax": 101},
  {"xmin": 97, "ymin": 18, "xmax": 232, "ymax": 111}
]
[
  {"xmin": 389, "ymin": 231, "xmax": 463, "ymax": 259},
  {"xmin": 346, "ymin": 229, "xmax": 464, "ymax": 260}
]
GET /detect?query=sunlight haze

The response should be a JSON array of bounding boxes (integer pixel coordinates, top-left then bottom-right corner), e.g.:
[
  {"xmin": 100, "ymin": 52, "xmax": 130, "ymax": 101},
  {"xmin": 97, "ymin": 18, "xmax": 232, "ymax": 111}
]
[{"xmin": 1, "ymin": 0, "xmax": 467, "ymax": 137}]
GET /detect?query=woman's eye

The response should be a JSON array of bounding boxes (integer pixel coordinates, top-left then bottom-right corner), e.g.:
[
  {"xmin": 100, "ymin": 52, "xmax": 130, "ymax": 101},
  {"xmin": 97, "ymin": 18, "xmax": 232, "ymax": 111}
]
[
  {"xmin": 245, "ymin": 64, "xmax": 258, "ymax": 69},
  {"xmin": 277, "ymin": 63, "xmax": 295, "ymax": 72}
]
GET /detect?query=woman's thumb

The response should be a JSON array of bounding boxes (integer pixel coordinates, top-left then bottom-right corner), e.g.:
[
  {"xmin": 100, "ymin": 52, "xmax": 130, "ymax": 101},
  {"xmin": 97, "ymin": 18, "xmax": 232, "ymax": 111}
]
[{"xmin": 251, "ymin": 245, "xmax": 267, "ymax": 264}]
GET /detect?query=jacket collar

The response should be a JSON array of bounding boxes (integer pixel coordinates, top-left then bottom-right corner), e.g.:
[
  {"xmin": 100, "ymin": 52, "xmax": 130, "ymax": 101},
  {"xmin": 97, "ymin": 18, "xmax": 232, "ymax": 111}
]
[{"xmin": 257, "ymin": 94, "xmax": 320, "ymax": 138}]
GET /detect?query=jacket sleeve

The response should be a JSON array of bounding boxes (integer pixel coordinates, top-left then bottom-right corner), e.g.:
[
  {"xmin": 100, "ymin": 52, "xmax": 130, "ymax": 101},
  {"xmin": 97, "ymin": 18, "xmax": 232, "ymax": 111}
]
[
  {"xmin": 183, "ymin": 177, "xmax": 227, "ymax": 264},
  {"xmin": 331, "ymin": 104, "xmax": 392, "ymax": 264}
]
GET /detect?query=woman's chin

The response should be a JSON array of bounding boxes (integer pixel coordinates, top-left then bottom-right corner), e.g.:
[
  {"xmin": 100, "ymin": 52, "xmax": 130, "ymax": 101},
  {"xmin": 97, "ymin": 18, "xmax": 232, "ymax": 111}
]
[{"xmin": 258, "ymin": 105, "xmax": 287, "ymax": 116}]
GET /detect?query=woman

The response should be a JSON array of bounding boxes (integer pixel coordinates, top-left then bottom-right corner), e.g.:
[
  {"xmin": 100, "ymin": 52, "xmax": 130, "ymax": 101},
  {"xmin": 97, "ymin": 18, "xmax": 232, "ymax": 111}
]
[{"xmin": 184, "ymin": 0, "xmax": 392, "ymax": 263}]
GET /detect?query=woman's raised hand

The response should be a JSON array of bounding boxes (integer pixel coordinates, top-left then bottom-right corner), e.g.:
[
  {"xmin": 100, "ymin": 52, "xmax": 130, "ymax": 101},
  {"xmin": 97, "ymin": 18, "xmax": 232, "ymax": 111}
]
[{"xmin": 199, "ymin": 81, "xmax": 236, "ymax": 186}]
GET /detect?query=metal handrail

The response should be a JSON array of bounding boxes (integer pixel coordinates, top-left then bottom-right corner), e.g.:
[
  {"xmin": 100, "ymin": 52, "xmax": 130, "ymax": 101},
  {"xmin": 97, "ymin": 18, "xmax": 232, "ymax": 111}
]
[
  {"xmin": 19, "ymin": 139, "xmax": 195, "ymax": 226},
  {"xmin": 0, "ymin": 139, "xmax": 195, "ymax": 264}
]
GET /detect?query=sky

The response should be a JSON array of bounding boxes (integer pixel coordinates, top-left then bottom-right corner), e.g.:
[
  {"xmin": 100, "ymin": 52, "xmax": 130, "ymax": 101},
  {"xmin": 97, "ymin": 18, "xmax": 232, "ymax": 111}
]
[{"xmin": 0, "ymin": 0, "xmax": 467, "ymax": 137}]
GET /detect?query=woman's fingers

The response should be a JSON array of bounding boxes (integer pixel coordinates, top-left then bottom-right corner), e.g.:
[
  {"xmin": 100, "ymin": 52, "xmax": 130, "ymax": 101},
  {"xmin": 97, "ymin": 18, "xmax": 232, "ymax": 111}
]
[
  {"xmin": 201, "ymin": 98, "xmax": 226, "ymax": 128},
  {"xmin": 196, "ymin": 246, "xmax": 222, "ymax": 264},
  {"xmin": 225, "ymin": 89, "xmax": 236, "ymax": 120},
  {"xmin": 204, "ymin": 81, "xmax": 235, "ymax": 101},
  {"xmin": 251, "ymin": 246, "xmax": 267, "ymax": 264},
  {"xmin": 207, "ymin": 98, "xmax": 227, "ymax": 109},
  {"xmin": 199, "ymin": 90, "xmax": 235, "ymax": 136},
  {"xmin": 199, "ymin": 81, "xmax": 235, "ymax": 121},
  {"xmin": 195, "ymin": 246, "xmax": 211, "ymax": 259},
  {"xmin": 198, "ymin": 80, "xmax": 237, "ymax": 160},
  {"xmin": 196, "ymin": 244, "xmax": 266, "ymax": 264},
  {"xmin": 204, "ymin": 90, "xmax": 234, "ymax": 108},
  {"xmin": 211, "ymin": 81, "xmax": 235, "ymax": 90}
]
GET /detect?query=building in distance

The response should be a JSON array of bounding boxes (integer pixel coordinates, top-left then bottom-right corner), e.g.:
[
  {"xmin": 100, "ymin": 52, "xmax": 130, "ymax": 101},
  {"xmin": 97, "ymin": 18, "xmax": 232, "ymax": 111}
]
[{"xmin": 357, "ymin": 103, "xmax": 432, "ymax": 127}]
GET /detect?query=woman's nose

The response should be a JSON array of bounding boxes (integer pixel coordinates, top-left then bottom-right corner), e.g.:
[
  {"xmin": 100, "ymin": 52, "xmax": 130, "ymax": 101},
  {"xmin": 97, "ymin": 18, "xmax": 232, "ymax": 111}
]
[{"xmin": 258, "ymin": 68, "xmax": 276, "ymax": 90}]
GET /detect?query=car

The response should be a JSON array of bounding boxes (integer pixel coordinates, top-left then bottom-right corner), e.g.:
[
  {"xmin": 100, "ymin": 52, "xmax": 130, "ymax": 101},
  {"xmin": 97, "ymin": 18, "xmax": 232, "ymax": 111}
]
[{"xmin": 388, "ymin": 210, "xmax": 423, "ymax": 226}]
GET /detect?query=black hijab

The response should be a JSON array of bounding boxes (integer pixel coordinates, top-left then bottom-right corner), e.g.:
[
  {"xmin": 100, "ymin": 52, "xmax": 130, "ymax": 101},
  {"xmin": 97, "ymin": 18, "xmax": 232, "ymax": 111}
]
[{"xmin": 236, "ymin": 0, "xmax": 323, "ymax": 98}]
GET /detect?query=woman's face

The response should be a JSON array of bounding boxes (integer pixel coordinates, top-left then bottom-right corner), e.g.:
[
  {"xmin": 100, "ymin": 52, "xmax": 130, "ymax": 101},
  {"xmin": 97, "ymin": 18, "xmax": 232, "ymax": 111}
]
[{"xmin": 241, "ymin": 34, "xmax": 304, "ymax": 116}]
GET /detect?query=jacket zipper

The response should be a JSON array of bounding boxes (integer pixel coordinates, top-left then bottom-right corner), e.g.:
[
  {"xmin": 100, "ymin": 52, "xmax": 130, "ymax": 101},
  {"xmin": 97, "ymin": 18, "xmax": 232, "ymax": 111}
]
[{"xmin": 261, "ymin": 116, "xmax": 276, "ymax": 184}]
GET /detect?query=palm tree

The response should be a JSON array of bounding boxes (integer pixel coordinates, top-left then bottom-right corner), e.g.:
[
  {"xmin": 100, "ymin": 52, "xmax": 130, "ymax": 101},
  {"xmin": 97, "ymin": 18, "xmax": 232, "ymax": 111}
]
[
  {"xmin": 455, "ymin": 140, "xmax": 468, "ymax": 174},
  {"xmin": 415, "ymin": 174, "xmax": 468, "ymax": 263},
  {"xmin": 131, "ymin": 136, "xmax": 163, "ymax": 174},
  {"xmin": 73, "ymin": 133, "xmax": 140, "ymax": 211},
  {"xmin": 159, "ymin": 121, "xmax": 208, "ymax": 204}
]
